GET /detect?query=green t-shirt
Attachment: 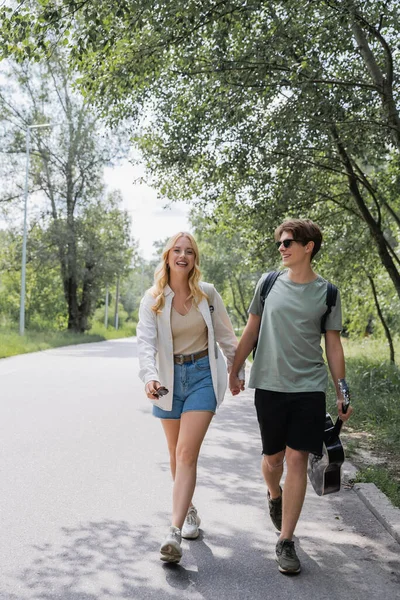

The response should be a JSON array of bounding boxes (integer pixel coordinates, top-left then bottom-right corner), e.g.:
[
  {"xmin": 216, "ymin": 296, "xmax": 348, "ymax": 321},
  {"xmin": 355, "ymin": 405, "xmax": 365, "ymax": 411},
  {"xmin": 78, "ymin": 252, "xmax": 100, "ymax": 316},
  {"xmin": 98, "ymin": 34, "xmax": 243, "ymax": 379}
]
[{"xmin": 248, "ymin": 271, "xmax": 342, "ymax": 393}]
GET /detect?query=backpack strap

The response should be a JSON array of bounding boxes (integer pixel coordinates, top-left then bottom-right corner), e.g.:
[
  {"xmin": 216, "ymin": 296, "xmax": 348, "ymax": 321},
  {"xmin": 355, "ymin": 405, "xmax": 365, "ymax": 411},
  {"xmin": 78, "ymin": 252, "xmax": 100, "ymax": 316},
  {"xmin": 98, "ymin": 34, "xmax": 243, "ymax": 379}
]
[
  {"xmin": 253, "ymin": 271, "xmax": 281, "ymax": 358},
  {"xmin": 260, "ymin": 271, "xmax": 281, "ymax": 310},
  {"xmin": 321, "ymin": 282, "xmax": 338, "ymax": 334}
]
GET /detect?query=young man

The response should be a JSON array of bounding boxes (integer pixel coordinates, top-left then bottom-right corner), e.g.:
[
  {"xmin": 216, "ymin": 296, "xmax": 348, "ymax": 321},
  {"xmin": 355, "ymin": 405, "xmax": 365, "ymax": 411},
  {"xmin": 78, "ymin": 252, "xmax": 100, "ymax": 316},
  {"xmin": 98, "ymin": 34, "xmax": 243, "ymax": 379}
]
[{"xmin": 229, "ymin": 219, "xmax": 352, "ymax": 575}]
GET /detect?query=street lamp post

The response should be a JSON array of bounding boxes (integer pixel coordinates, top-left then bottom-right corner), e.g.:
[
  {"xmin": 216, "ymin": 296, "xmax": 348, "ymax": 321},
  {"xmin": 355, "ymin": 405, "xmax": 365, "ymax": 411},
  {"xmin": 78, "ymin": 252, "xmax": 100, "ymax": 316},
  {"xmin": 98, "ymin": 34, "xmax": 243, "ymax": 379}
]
[
  {"xmin": 104, "ymin": 284, "xmax": 109, "ymax": 328},
  {"xmin": 19, "ymin": 123, "xmax": 52, "ymax": 335}
]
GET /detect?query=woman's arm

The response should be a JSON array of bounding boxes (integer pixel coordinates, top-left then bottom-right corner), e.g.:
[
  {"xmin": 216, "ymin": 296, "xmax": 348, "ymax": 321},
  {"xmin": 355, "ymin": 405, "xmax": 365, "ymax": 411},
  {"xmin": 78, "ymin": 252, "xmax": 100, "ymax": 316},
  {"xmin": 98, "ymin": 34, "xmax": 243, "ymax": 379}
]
[
  {"xmin": 137, "ymin": 294, "xmax": 160, "ymax": 389},
  {"xmin": 211, "ymin": 286, "xmax": 245, "ymax": 378}
]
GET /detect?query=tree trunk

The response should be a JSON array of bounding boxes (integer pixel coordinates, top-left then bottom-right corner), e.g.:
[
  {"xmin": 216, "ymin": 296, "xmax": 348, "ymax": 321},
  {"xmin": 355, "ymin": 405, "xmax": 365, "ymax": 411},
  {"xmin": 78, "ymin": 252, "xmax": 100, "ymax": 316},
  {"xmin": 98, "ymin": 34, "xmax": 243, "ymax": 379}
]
[
  {"xmin": 331, "ymin": 126, "xmax": 400, "ymax": 300},
  {"xmin": 78, "ymin": 264, "xmax": 94, "ymax": 332},
  {"xmin": 367, "ymin": 273, "xmax": 395, "ymax": 363},
  {"xmin": 66, "ymin": 276, "xmax": 81, "ymax": 331},
  {"xmin": 229, "ymin": 277, "xmax": 248, "ymax": 326},
  {"xmin": 350, "ymin": 19, "xmax": 400, "ymax": 149}
]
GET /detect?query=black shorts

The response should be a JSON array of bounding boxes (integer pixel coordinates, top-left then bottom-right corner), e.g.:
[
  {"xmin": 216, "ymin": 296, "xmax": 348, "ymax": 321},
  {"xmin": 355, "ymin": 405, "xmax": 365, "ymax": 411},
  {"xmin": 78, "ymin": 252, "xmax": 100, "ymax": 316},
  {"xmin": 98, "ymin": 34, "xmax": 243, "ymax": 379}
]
[{"xmin": 254, "ymin": 389, "xmax": 326, "ymax": 456}]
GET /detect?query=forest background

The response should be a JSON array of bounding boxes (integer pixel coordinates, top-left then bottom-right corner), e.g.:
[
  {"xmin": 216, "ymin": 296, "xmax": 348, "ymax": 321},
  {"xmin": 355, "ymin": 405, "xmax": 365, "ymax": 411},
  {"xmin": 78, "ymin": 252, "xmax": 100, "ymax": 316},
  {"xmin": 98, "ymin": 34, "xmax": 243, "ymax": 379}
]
[{"xmin": 0, "ymin": 0, "xmax": 399, "ymax": 505}]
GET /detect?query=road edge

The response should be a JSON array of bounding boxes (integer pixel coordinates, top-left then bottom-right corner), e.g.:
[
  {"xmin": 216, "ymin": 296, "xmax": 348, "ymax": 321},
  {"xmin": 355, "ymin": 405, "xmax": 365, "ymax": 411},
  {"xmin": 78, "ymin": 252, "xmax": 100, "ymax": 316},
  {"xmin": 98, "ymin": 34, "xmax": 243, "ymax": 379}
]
[
  {"xmin": 343, "ymin": 460, "xmax": 400, "ymax": 545},
  {"xmin": 354, "ymin": 482, "xmax": 400, "ymax": 544}
]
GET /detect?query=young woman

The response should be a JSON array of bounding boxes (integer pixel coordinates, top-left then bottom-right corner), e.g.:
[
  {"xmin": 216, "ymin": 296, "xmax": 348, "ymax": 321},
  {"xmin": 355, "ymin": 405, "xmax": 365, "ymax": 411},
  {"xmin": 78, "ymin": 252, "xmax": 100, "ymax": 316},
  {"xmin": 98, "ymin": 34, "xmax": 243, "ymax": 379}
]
[{"xmin": 137, "ymin": 232, "xmax": 244, "ymax": 563}]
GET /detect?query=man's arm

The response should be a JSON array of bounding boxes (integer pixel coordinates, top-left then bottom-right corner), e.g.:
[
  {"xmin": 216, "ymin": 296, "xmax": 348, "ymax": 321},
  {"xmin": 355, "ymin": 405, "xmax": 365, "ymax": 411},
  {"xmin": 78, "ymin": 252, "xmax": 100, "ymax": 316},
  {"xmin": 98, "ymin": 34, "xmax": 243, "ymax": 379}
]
[
  {"xmin": 325, "ymin": 330, "xmax": 353, "ymax": 421},
  {"xmin": 229, "ymin": 313, "xmax": 261, "ymax": 395}
]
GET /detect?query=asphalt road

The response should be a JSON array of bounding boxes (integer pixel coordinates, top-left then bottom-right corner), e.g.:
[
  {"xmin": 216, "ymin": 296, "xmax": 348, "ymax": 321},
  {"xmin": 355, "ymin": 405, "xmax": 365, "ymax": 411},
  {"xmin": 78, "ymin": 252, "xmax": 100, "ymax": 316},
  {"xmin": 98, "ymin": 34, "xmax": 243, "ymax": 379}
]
[{"xmin": 0, "ymin": 338, "xmax": 399, "ymax": 600}]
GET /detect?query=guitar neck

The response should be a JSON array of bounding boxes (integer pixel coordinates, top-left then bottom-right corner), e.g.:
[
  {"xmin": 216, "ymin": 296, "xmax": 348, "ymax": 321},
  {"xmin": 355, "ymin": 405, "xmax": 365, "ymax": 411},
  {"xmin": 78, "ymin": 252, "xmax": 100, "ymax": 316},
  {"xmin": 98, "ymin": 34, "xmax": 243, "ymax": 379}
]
[
  {"xmin": 334, "ymin": 378, "xmax": 351, "ymax": 439},
  {"xmin": 332, "ymin": 417, "xmax": 343, "ymax": 438}
]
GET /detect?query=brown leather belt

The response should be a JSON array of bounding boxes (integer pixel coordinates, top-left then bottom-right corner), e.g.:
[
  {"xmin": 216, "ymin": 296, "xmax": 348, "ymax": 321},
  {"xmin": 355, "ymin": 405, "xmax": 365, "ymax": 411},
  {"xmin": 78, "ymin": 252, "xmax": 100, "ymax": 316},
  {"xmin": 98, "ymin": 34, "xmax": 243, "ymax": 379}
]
[{"xmin": 173, "ymin": 349, "xmax": 208, "ymax": 365}]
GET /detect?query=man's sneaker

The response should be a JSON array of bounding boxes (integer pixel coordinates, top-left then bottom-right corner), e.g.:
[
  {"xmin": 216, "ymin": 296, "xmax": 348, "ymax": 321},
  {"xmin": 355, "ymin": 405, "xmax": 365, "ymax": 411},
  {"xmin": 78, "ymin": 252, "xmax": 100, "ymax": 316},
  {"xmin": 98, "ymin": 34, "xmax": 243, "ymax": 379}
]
[
  {"xmin": 160, "ymin": 526, "xmax": 182, "ymax": 563},
  {"xmin": 182, "ymin": 506, "xmax": 201, "ymax": 539},
  {"xmin": 275, "ymin": 538, "xmax": 301, "ymax": 574},
  {"xmin": 268, "ymin": 487, "xmax": 282, "ymax": 531}
]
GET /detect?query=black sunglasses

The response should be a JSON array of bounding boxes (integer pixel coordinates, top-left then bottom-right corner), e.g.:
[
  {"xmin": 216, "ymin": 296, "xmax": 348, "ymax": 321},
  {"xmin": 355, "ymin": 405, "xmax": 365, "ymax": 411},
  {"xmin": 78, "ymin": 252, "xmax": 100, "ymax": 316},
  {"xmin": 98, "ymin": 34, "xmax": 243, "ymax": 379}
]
[{"xmin": 275, "ymin": 239, "xmax": 298, "ymax": 249}]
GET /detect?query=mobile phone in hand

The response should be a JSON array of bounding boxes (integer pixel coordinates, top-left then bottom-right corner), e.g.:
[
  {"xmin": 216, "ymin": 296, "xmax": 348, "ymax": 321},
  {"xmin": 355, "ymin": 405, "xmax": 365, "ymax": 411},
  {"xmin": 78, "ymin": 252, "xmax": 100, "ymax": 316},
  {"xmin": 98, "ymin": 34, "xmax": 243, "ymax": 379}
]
[{"xmin": 154, "ymin": 386, "xmax": 169, "ymax": 398}]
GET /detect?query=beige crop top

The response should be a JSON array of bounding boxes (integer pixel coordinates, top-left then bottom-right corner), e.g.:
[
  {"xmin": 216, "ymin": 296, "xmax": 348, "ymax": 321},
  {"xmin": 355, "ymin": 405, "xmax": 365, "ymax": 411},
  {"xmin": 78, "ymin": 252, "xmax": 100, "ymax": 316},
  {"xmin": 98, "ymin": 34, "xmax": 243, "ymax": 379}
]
[{"xmin": 171, "ymin": 305, "xmax": 208, "ymax": 355}]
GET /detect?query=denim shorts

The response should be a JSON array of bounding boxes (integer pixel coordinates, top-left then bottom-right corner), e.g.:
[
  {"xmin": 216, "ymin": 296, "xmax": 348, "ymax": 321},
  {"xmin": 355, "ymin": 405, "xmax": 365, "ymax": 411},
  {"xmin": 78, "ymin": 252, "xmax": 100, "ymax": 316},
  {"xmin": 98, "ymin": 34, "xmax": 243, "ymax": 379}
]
[{"xmin": 152, "ymin": 355, "xmax": 217, "ymax": 419}]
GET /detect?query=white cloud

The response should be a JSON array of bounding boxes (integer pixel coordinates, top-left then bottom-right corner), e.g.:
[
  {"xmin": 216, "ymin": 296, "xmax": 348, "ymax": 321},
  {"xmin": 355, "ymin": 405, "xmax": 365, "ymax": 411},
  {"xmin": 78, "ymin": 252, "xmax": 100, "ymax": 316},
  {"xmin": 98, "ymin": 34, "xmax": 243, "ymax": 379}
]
[{"xmin": 104, "ymin": 161, "xmax": 191, "ymax": 260}]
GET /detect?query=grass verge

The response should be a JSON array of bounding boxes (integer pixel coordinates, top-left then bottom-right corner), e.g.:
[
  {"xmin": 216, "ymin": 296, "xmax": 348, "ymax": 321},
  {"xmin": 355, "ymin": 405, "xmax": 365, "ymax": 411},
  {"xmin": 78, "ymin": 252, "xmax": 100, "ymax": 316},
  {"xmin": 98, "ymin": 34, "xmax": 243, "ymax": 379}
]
[
  {"xmin": 354, "ymin": 465, "xmax": 400, "ymax": 509},
  {"xmin": 326, "ymin": 337, "xmax": 400, "ymax": 507},
  {"xmin": 0, "ymin": 323, "xmax": 136, "ymax": 359},
  {"xmin": 327, "ymin": 340, "xmax": 400, "ymax": 455}
]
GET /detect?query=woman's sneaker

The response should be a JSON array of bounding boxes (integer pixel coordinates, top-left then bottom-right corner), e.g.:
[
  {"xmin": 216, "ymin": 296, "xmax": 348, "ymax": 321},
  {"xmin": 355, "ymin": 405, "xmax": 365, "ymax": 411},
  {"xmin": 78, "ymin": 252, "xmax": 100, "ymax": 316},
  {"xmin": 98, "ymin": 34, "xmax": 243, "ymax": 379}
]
[
  {"xmin": 275, "ymin": 538, "xmax": 301, "ymax": 574},
  {"xmin": 160, "ymin": 526, "xmax": 182, "ymax": 563},
  {"xmin": 182, "ymin": 506, "xmax": 201, "ymax": 539}
]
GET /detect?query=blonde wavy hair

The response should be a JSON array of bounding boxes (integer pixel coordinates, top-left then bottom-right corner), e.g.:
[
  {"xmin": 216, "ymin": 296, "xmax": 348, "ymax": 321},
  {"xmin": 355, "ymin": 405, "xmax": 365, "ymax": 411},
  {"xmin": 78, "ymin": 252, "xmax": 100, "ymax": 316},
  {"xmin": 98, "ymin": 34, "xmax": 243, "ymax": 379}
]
[{"xmin": 151, "ymin": 232, "xmax": 208, "ymax": 313}]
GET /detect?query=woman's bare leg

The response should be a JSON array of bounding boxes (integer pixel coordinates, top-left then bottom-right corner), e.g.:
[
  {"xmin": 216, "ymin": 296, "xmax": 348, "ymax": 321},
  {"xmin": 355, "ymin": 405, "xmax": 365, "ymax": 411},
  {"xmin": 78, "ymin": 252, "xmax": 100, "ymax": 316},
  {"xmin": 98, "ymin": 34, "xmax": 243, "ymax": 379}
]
[
  {"xmin": 161, "ymin": 419, "xmax": 181, "ymax": 480},
  {"xmin": 171, "ymin": 411, "xmax": 213, "ymax": 529}
]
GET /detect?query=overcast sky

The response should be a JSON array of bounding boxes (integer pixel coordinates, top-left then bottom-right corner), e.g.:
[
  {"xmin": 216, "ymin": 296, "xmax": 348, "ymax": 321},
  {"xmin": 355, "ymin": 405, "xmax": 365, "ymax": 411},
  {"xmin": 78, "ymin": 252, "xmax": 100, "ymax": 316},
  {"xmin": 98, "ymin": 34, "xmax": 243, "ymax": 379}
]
[{"xmin": 104, "ymin": 161, "xmax": 191, "ymax": 260}]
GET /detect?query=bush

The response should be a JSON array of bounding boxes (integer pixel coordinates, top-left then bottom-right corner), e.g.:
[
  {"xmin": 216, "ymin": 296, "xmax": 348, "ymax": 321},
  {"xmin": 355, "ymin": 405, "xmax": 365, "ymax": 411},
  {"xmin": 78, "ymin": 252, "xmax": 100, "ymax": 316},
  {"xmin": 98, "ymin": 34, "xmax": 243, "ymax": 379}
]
[{"xmin": 326, "ymin": 337, "xmax": 400, "ymax": 452}]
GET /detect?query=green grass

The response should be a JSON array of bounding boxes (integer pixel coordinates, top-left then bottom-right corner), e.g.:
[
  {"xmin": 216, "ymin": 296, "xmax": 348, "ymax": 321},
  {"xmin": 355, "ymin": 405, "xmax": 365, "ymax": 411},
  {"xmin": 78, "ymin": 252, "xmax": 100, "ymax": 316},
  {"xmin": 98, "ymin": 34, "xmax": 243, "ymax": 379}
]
[
  {"xmin": 342, "ymin": 337, "xmax": 400, "ymax": 361},
  {"xmin": 326, "ymin": 337, "xmax": 400, "ymax": 453},
  {"xmin": 355, "ymin": 465, "xmax": 400, "ymax": 509},
  {"xmin": 0, "ymin": 322, "xmax": 136, "ymax": 359},
  {"xmin": 89, "ymin": 322, "xmax": 136, "ymax": 339},
  {"xmin": 325, "ymin": 337, "xmax": 400, "ymax": 507}
]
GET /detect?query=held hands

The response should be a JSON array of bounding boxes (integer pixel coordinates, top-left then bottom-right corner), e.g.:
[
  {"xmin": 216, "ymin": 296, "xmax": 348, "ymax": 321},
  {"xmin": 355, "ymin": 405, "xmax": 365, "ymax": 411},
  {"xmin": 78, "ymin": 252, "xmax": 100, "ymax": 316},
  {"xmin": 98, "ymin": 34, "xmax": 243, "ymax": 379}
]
[{"xmin": 229, "ymin": 372, "xmax": 245, "ymax": 396}]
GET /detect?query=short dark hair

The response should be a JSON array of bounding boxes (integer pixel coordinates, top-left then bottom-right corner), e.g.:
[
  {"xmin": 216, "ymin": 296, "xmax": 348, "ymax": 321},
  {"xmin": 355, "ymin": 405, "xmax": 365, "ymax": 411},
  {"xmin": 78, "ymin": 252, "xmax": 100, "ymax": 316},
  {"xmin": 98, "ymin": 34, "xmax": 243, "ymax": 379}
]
[{"xmin": 274, "ymin": 219, "xmax": 322, "ymax": 259}]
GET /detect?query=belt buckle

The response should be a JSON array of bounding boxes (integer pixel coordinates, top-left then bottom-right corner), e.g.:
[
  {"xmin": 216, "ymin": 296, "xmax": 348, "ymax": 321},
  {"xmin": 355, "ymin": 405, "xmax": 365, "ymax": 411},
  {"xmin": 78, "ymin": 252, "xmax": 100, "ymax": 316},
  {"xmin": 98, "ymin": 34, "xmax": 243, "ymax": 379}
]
[{"xmin": 175, "ymin": 354, "xmax": 184, "ymax": 365}]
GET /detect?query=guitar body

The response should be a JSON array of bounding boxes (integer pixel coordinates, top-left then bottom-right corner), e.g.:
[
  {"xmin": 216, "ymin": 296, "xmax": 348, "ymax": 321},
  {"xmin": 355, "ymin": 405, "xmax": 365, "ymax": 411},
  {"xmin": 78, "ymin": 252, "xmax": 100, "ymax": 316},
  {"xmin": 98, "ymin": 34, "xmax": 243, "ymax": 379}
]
[{"xmin": 307, "ymin": 413, "xmax": 345, "ymax": 496}]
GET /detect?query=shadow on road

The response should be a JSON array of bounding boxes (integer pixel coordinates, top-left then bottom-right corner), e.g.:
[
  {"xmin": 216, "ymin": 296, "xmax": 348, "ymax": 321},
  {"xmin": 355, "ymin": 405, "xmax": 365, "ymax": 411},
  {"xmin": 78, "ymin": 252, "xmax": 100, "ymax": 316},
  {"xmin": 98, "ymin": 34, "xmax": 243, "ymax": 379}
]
[
  {"xmin": 6, "ymin": 366, "xmax": 399, "ymax": 600},
  {"xmin": 15, "ymin": 521, "xmax": 163, "ymax": 599},
  {"xmin": 12, "ymin": 511, "xmax": 399, "ymax": 600}
]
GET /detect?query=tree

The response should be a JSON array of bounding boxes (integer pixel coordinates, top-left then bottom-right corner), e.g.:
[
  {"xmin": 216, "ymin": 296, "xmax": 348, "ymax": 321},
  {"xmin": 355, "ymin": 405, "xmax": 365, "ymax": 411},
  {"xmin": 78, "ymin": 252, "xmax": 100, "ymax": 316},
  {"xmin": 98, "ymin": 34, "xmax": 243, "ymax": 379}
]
[
  {"xmin": 315, "ymin": 207, "xmax": 400, "ymax": 362},
  {"xmin": 0, "ymin": 226, "xmax": 66, "ymax": 328},
  {"xmin": 191, "ymin": 210, "xmax": 270, "ymax": 328},
  {"xmin": 0, "ymin": 55, "xmax": 133, "ymax": 331},
  {"xmin": 118, "ymin": 254, "xmax": 156, "ymax": 322},
  {"xmin": 3, "ymin": 1, "xmax": 399, "ymax": 312}
]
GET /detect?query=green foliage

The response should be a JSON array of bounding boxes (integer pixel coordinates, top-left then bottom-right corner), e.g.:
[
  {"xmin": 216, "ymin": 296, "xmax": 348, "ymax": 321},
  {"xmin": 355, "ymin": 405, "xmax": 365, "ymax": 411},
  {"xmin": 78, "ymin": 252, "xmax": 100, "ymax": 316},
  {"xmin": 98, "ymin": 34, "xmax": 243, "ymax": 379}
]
[
  {"xmin": 0, "ymin": 328, "xmax": 105, "ymax": 358},
  {"xmin": 326, "ymin": 338, "xmax": 400, "ymax": 453},
  {"xmin": 0, "ymin": 196, "xmax": 134, "ymax": 332},
  {"xmin": 28, "ymin": 0, "xmax": 397, "ymax": 314},
  {"xmin": 324, "ymin": 337, "xmax": 400, "ymax": 505},
  {"xmin": 1, "ymin": 1, "xmax": 400, "ymax": 337},
  {"xmin": 355, "ymin": 466, "xmax": 400, "ymax": 509},
  {"xmin": 0, "ymin": 55, "xmax": 134, "ymax": 331},
  {"xmin": 118, "ymin": 256, "xmax": 157, "ymax": 319},
  {"xmin": 0, "ymin": 321, "xmax": 136, "ymax": 358},
  {"xmin": 0, "ymin": 228, "xmax": 66, "ymax": 329},
  {"xmin": 70, "ymin": 192, "xmax": 135, "ymax": 307},
  {"xmin": 93, "ymin": 301, "xmax": 128, "ymax": 328},
  {"xmin": 191, "ymin": 209, "xmax": 277, "ymax": 328},
  {"xmin": 315, "ymin": 208, "xmax": 400, "ymax": 339},
  {"xmin": 89, "ymin": 321, "xmax": 136, "ymax": 339}
]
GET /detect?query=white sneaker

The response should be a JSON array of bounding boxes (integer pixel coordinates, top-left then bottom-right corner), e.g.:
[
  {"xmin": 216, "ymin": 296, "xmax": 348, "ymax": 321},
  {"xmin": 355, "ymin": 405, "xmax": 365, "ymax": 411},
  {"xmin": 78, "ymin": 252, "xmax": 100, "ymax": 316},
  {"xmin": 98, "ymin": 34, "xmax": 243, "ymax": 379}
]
[
  {"xmin": 182, "ymin": 506, "xmax": 201, "ymax": 539},
  {"xmin": 160, "ymin": 526, "xmax": 182, "ymax": 563}
]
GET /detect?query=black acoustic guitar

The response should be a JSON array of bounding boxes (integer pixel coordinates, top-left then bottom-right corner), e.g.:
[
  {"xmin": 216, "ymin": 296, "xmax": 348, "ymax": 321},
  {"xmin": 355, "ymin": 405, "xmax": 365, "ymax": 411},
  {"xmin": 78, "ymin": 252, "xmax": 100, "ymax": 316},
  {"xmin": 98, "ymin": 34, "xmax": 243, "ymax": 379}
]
[{"xmin": 308, "ymin": 379, "xmax": 351, "ymax": 496}]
